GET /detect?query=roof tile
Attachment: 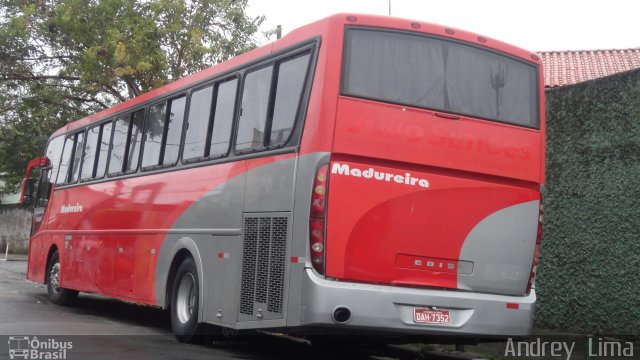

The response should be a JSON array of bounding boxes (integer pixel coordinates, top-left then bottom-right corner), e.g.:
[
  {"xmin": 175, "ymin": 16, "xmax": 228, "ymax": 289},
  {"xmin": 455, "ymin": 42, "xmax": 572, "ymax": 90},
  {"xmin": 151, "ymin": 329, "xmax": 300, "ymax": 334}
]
[{"xmin": 538, "ymin": 48, "xmax": 640, "ymax": 87}]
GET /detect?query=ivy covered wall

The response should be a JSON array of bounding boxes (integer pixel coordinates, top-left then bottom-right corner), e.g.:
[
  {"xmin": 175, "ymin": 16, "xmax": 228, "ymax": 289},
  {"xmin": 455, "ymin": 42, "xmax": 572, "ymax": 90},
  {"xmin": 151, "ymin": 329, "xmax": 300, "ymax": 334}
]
[{"xmin": 536, "ymin": 69, "xmax": 640, "ymax": 335}]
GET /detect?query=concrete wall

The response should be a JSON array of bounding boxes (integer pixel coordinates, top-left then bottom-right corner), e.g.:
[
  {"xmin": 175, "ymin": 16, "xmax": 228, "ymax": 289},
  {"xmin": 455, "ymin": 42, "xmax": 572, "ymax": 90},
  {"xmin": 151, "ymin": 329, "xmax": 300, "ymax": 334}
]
[
  {"xmin": 0, "ymin": 193, "xmax": 20, "ymax": 204},
  {"xmin": 0, "ymin": 204, "xmax": 30, "ymax": 254},
  {"xmin": 0, "ymin": 173, "xmax": 21, "ymax": 204}
]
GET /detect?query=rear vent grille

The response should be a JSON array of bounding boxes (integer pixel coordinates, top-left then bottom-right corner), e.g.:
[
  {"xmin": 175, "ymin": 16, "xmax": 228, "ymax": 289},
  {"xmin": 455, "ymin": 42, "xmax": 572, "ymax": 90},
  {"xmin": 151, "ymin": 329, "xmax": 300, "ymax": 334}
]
[
  {"xmin": 239, "ymin": 218, "xmax": 259, "ymax": 316},
  {"xmin": 268, "ymin": 217, "xmax": 287, "ymax": 313},
  {"xmin": 239, "ymin": 216, "xmax": 288, "ymax": 316}
]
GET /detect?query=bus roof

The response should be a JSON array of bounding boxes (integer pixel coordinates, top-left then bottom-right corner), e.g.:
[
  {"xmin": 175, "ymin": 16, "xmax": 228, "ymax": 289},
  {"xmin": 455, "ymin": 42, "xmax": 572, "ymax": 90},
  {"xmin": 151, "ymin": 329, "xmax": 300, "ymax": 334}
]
[{"xmin": 51, "ymin": 13, "xmax": 542, "ymax": 138}]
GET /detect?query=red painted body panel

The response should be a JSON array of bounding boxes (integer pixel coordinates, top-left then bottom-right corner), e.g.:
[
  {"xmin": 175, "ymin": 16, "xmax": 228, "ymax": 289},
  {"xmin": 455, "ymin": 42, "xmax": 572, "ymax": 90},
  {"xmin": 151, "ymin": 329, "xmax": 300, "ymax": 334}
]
[
  {"xmin": 29, "ymin": 153, "xmax": 297, "ymax": 303},
  {"xmin": 325, "ymin": 159, "xmax": 538, "ymax": 288},
  {"xmin": 28, "ymin": 157, "xmax": 301, "ymax": 304},
  {"xmin": 333, "ymin": 97, "xmax": 543, "ymax": 182},
  {"xmin": 324, "ymin": 90, "xmax": 543, "ymax": 291}
]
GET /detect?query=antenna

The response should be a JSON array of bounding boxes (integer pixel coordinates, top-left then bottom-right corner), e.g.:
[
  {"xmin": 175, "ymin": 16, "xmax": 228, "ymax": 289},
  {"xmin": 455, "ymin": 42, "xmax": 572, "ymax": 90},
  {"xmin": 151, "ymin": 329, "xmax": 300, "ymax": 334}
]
[{"xmin": 388, "ymin": 0, "xmax": 391, "ymax": 16}]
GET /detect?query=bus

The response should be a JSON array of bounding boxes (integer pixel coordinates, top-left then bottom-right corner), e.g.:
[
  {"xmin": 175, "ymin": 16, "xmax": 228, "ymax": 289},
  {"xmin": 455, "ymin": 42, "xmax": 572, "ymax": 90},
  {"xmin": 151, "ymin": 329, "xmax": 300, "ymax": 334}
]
[{"xmin": 20, "ymin": 14, "xmax": 545, "ymax": 341}]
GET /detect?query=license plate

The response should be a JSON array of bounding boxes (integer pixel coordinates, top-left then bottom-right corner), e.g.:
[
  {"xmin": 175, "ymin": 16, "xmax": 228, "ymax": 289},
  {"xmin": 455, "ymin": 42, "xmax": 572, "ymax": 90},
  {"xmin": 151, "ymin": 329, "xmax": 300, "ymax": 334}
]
[{"xmin": 413, "ymin": 308, "xmax": 451, "ymax": 324}]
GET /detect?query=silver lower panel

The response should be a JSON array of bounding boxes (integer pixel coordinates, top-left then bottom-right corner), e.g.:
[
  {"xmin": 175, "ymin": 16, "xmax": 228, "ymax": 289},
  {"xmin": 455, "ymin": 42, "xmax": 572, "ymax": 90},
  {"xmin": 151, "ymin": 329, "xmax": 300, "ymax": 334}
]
[{"xmin": 301, "ymin": 269, "xmax": 535, "ymax": 336}]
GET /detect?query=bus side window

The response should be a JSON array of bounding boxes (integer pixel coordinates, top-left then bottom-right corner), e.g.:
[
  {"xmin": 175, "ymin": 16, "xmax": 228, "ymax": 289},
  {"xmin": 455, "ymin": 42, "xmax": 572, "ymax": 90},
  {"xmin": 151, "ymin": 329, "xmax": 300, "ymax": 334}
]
[
  {"xmin": 184, "ymin": 86, "xmax": 214, "ymax": 161},
  {"xmin": 56, "ymin": 132, "xmax": 84, "ymax": 185},
  {"xmin": 126, "ymin": 110, "xmax": 144, "ymax": 173},
  {"xmin": 56, "ymin": 136, "xmax": 74, "ymax": 184},
  {"xmin": 44, "ymin": 136, "xmax": 65, "ymax": 186},
  {"xmin": 142, "ymin": 103, "xmax": 167, "ymax": 168},
  {"xmin": 36, "ymin": 135, "xmax": 65, "ymax": 206},
  {"xmin": 209, "ymin": 79, "xmax": 237, "ymax": 157},
  {"xmin": 81, "ymin": 122, "xmax": 112, "ymax": 181},
  {"xmin": 95, "ymin": 122, "xmax": 112, "ymax": 178},
  {"xmin": 81, "ymin": 125, "xmax": 101, "ymax": 181},
  {"xmin": 142, "ymin": 96, "xmax": 186, "ymax": 169},
  {"xmin": 109, "ymin": 117, "xmax": 129, "ymax": 174},
  {"xmin": 269, "ymin": 53, "xmax": 310, "ymax": 147},
  {"xmin": 163, "ymin": 96, "xmax": 186, "ymax": 165},
  {"xmin": 69, "ymin": 131, "xmax": 85, "ymax": 183},
  {"xmin": 235, "ymin": 52, "xmax": 310, "ymax": 154},
  {"xmin": 236, "ymin": 65, "xmax": 273, "ymax": 152}
]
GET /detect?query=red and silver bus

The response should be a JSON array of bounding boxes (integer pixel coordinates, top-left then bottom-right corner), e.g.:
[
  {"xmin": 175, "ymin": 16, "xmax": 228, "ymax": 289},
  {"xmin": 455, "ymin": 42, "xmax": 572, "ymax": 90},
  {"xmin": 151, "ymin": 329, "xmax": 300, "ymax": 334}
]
[{"xmin": 20, "ymin": 14, "xmax": 544, "ymax": 340}]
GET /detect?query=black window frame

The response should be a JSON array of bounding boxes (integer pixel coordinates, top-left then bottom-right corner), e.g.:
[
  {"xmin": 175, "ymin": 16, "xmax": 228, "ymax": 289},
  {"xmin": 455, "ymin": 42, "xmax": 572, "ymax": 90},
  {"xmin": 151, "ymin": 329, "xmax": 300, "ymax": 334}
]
[
  {"xmin": 182, "ymin": 84, "xmax": 215, "ymax": 164},
  {"xmin": 268, "ymin": 52, "xmax": 313, "ymax": 148},
  {"xmin": 107, "ymin": 108, "xmax": 146, "ymax": 177},
  {"xmin": 140, "ymin": 100, "xmax": 169, "ymax": 171},
  {"xmin": 94, "ymin": 121, "xmax": 113, "ymax": 180},
  {"xmin": 124, "ymin": 109, "xmax": 145, "ymax": 174},
  {"xmin": 181, "ymin": 74, "xmax": 240, "ymax": 164},
  {"xmin": 107, "ymin": 116, "xmax": 131, "ymax": 176},
  {"xmin": 162, "ymin": 95, "xmax": 188, "ymax": 167},
  {"xmin": 234, "ymin": 49, "xmax": 313, "ymax": 155},
  {"xmin": 80, "ymin": 120, "xmax": 113, "ymax": 182},
  {"xmin": 234, "ymin": 63, "xmax": 275, "ymax": 154},
  {"xmin": 56, "ymin": 135, "xmax": 74, "ymax": 185},
  {"xmin": 340, "ymin": 26, "xmax": 541, "ymax": 130},
  {"xmin": 70, "ymin": 130, "xmax": 86, "ymax": 184},
  {"xmin": 57, "ymin": 131, "xmax": 85, "ymax": 185},
  {"xmin": 35, "ymin": 135, "xmax": 66, "ymax": 206},
  {"xmin": 141, "ymin": 93, "xmax": 188, "ymax": 171},
  {"xmin": 48, "ymin": 38, "xmax": 319, "ymax": 189},
  {"xmin": 80, "ymin": 122, "xmax": 103, "ymax": 182},
  {"xmin": 205, "ymin": 76, "xmax": 239, "ymax": 161}
]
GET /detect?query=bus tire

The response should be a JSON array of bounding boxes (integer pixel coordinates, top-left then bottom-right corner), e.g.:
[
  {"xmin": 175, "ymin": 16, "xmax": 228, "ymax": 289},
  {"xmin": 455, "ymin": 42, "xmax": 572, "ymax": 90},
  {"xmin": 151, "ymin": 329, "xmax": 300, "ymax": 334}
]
[
  {"xmin": 46, "ymin": 250, "xmax": 78, "ymax": 305},
  {"xmin": 170, "ymin": 257, "xmax": 204, "ymax": 343}
]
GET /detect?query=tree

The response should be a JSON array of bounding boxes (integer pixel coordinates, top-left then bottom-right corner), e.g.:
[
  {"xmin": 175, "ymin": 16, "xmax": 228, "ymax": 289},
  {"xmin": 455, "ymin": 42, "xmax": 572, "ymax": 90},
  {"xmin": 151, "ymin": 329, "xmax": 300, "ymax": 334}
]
[{"xmin": 0, "ymin": 0, "xmax": 266, "ymax": 193}]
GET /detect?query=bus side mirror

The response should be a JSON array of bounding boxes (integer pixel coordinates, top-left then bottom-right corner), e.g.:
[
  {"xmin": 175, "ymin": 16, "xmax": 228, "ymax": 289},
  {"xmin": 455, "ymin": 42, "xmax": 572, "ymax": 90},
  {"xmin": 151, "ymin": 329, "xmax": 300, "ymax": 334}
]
[
  {"xmin": 20, "ymin": 156, "xmax": 49, "ymax": 206},
  {"xmin": 21, "ymin": 178, "xmax": 35, "ymax": 206}
]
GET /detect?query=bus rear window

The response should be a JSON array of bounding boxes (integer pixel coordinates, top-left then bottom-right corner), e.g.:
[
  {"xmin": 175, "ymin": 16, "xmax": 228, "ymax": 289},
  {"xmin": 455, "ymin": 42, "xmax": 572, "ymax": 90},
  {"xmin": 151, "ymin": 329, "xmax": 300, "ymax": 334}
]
[{"xmin": 342, "ymin": 28, "xmax": 539, "ymax": 128}]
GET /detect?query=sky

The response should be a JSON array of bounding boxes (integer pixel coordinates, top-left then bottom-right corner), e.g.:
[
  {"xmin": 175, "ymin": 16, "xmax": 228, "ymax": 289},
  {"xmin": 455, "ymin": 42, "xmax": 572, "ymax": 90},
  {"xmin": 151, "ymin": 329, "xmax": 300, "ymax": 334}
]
[{"xmin": 247, "ymin": 0, "xmax": 640, "ymax": 51}]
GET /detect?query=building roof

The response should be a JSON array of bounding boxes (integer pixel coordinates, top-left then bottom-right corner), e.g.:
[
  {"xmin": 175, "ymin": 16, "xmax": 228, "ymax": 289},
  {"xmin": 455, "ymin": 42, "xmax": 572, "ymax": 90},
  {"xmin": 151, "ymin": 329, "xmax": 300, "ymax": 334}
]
[{"xmin": 539, "ymin": 48, "xmax": 640, "ymax": 88}]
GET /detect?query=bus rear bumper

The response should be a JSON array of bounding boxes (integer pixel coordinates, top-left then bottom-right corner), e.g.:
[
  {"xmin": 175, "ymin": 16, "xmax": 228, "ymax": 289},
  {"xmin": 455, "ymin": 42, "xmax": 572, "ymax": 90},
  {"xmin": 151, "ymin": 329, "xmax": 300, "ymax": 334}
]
[{"xmin": 300, "ymin": 269, "xmax": 535, "ymax": 337}]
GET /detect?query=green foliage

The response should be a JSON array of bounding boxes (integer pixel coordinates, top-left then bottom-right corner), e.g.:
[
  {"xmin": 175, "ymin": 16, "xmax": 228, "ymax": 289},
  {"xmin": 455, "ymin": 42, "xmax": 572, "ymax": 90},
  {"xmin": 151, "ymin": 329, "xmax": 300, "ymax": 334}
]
[
  {"xmin": 0, "ymin": 0, "xmax": 265, "ymax": 192},
  {"xmin": 0, "ymin": 84, "xmax": 77, "ymax": 191},
  {"xmin": 536, "ymin": 69, "xmax": 640, "ymax": 335}
]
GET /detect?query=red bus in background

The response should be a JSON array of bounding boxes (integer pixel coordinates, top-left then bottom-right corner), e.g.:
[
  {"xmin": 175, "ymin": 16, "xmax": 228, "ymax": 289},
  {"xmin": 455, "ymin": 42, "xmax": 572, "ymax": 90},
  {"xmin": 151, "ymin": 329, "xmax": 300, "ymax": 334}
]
[{"xmin": 20, "ymin": 14, "xmax": 544, "ymax": 342}]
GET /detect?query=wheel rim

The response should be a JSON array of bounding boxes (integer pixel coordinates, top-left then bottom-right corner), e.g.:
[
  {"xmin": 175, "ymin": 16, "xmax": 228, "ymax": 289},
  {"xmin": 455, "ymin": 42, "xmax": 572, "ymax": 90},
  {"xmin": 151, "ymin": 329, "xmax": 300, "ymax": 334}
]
[
  {"xmin": 176, "ymin": 273, "xmax": 196, "ymax": 324},
  {"xmin": 49, "ymin": 262, "xmax": 60, "ymax": 293}
]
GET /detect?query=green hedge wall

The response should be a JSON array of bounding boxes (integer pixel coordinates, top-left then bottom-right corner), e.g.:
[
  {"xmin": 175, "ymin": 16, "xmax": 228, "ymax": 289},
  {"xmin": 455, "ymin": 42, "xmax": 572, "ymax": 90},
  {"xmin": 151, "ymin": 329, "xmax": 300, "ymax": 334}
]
[{"xmin": 536, "ymin": 68, "xmax": 640, "ymax": 335}]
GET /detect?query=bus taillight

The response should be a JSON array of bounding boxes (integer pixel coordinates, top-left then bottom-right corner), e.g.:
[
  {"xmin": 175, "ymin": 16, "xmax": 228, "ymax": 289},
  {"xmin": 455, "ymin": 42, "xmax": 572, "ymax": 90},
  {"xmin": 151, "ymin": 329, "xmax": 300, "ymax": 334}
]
[
  {"xmin": 310, "ymin": 164, "xmax": 329, "ymax": 274},
  {"xmin": 527, "ymin": 198, "xmax": 543, "ymax": 294}
]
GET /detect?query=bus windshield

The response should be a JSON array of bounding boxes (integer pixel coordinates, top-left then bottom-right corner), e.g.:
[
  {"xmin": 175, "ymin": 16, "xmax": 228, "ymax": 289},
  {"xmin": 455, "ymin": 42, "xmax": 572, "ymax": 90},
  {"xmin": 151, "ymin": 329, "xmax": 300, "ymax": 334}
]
[{"xmin": 342, "ymin": 28, "xmax": 539, "ymax": 128}]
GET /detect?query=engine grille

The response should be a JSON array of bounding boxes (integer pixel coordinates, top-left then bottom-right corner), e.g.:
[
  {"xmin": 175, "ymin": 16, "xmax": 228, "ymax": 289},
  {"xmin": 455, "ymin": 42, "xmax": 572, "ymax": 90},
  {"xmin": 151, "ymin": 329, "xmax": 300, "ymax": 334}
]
[{"xmin": 239, "ymin": 216, "xmax": 288, "ymax": 317}]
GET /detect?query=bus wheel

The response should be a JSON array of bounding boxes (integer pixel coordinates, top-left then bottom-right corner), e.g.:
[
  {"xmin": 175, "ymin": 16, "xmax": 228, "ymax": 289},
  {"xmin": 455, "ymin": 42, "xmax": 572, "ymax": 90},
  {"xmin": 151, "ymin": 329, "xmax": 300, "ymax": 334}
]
[
  {"xmin": 46, "ymin": 250, "xmax": 78, "ymax": 305},
  {"xmin": 170, "ymin": 257, "xmax": 204, "ymax": 343}
]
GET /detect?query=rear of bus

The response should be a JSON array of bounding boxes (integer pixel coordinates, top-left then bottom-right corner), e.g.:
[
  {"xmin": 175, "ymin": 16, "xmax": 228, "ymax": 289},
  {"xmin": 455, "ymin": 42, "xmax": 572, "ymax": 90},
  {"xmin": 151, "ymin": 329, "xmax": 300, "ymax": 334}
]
[{"xmin": 301, "ymin": 15, "xmax": 544, "ymax": 336}]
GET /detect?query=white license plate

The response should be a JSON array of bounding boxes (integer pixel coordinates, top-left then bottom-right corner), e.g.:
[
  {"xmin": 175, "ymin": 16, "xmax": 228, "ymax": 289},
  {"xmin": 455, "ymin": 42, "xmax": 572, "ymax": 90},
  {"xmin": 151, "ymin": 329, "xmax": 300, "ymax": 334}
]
[{"xmin": 413, "ymin": 308, "xmax": 451, "ymax": 324}]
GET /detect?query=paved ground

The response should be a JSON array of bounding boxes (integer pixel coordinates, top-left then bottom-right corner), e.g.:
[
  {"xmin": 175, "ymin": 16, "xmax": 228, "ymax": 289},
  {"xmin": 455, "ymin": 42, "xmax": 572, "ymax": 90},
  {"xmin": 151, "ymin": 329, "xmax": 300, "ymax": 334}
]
[{"xmin": 0, "ymin": 259, "xmax": 424, "ymax": 360}]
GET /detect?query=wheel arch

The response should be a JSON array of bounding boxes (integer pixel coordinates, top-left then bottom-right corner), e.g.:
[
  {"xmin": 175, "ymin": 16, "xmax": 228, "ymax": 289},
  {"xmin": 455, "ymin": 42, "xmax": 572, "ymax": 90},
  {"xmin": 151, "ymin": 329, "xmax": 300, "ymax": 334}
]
[
  {"xmin": 44, "ymin": 244, "xmax": 59, "ymax": 282},
  {"xmin": 157, "ymin": 237, "xmax": 205, "ymax": 320}
]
